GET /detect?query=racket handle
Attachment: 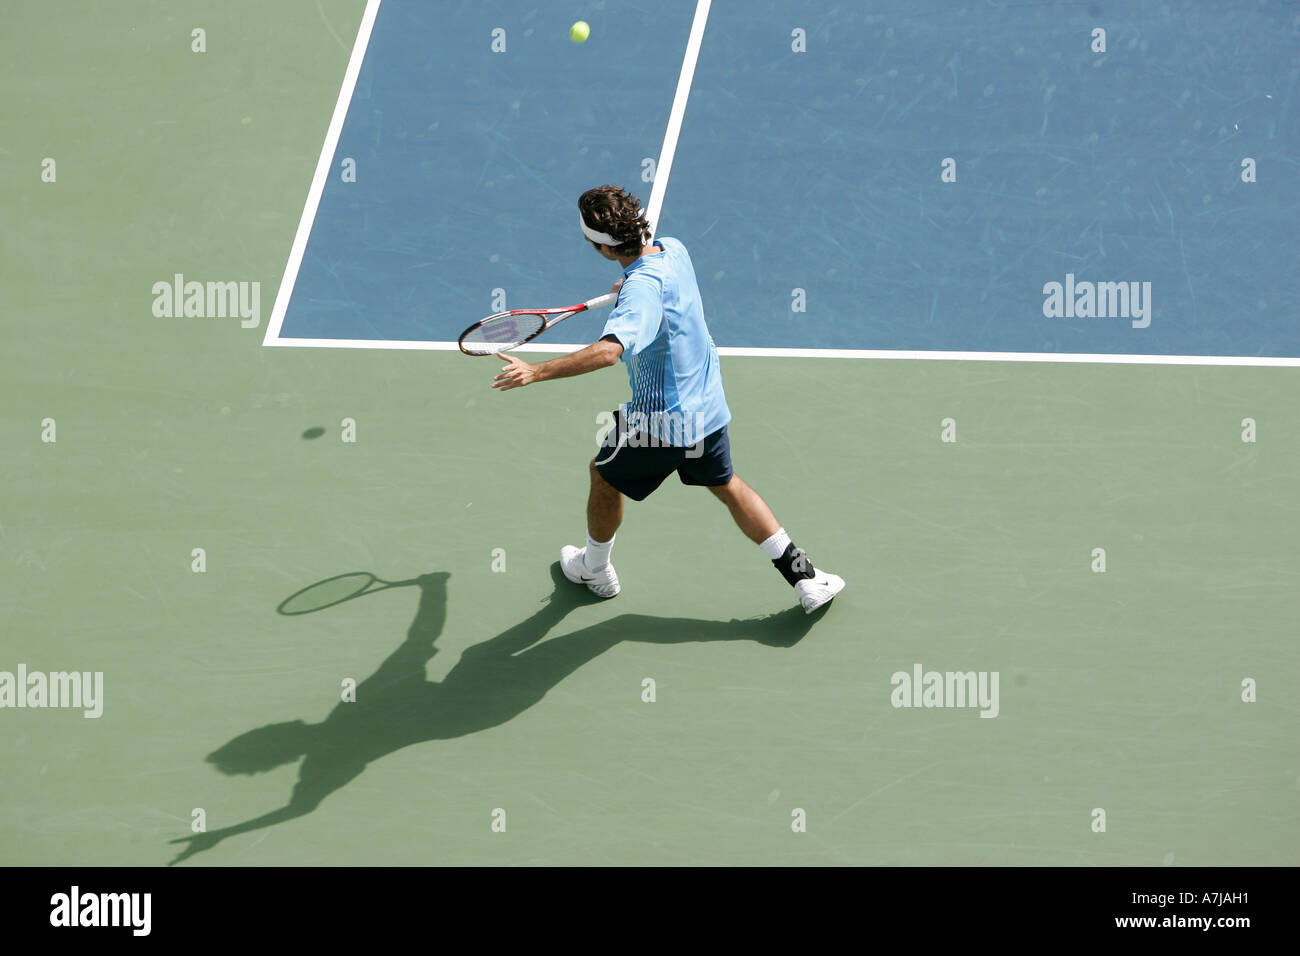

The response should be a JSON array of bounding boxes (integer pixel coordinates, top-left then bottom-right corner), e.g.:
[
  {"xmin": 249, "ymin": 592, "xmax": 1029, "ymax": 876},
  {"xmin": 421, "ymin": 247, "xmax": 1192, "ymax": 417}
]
[{"xmin": 584, "ymin": 292, "xmax": 618, "ymax": 310}]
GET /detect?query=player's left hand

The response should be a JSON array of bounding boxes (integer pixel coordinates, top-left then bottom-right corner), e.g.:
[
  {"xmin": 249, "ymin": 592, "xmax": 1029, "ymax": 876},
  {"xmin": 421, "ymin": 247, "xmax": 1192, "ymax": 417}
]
[{"xmin": 493, "ymin": 353, "xmax": 538, "ymax": 391}]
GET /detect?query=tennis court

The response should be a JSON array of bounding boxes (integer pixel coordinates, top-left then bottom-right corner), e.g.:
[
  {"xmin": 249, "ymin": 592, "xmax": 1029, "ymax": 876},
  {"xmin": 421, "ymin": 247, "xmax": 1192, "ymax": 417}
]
[{"xmin": 2, "ymin": 0, "xmax": 1297, "ymax": 866}]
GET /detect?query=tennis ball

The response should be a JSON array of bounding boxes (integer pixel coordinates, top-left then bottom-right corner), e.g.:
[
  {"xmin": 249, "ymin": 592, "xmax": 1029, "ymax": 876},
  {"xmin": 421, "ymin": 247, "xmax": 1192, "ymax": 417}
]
[{"xmin": 570, "ymin": 21, "xmax": 590, "ymax": 44}]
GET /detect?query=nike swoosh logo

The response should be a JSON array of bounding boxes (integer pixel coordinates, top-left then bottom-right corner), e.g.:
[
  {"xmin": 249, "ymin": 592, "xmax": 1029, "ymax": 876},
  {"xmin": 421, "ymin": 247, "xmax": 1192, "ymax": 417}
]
[{"xmin": 580, "ymin": 574, "xmax": 599, "ymax": 582}]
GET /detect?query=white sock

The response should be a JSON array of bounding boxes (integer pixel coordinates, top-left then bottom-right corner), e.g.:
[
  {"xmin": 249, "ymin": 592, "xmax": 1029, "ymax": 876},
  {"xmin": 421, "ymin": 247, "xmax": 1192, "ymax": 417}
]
[
  {"xmin": 758, "ymin": 527, "xmax": 792, "ymax": 560},
  {"xmin": 584, "ymin": 533, "xmax": 615, "ymax": 571}
]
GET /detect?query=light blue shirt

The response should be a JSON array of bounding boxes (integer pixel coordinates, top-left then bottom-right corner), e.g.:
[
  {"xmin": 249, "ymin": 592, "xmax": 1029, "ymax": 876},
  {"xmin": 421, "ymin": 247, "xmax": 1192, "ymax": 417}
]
[{"xmin": 600, "ymin": 237, "xmax": 731, "ymax": 447}]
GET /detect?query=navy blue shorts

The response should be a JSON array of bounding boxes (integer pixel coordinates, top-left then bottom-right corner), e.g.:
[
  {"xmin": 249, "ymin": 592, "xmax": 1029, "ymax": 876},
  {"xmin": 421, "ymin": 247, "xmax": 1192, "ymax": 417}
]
[{"xmin": 593, "ymin": 408, "xmax": 733, "ymax": 501}]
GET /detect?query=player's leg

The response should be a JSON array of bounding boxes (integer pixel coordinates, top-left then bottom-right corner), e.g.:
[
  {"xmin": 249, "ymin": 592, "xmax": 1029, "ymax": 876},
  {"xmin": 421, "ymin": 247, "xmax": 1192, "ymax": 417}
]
[
  {"xmin": 707, "ymin": 475, "xmax": 845, "ymax": 613},
  {"xmin": 680, "ymin": 426, "xmax": 844, "ymax": 614},
  {"xmin": 560, "ymin": 458, "xmax": 624, "ymax": 598},
  {"xmin": 561, "ymin": 409, "xmax": 679, "ymax": 598},
  {"xmin": 587, "ymin": 457, "xmax": 623, "ymax": 542},
  {"xmin": 706, "ymin": 474, "xmax": 778, "ymax": 543}
]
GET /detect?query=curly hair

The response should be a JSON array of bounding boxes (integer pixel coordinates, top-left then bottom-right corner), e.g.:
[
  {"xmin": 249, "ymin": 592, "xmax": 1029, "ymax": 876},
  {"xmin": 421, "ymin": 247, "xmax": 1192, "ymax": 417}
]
[{"xmin": 578, "ymin": 185, "xmax": 651, "ymax": 257}]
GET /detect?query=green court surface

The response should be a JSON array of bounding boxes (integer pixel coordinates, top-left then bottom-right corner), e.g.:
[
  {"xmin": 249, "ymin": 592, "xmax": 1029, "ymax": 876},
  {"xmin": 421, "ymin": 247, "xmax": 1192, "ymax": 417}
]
[{"xmin": 2, "ymin": 3, "xmax": 1297, "ymax": 867}]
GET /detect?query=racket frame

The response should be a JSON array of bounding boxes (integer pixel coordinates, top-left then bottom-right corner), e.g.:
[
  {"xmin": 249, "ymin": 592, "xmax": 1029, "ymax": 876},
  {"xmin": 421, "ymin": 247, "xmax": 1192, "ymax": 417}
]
[{"xmin": 457, "ymin": 292, "xmax": 618, "ymax": 356}]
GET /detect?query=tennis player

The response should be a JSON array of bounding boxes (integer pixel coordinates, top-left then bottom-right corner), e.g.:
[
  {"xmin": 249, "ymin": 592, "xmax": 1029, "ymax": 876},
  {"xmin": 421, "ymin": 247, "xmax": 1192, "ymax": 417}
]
[{"xmin": 492, "ymin": 185, "xmax": 844, "ymax": 614}]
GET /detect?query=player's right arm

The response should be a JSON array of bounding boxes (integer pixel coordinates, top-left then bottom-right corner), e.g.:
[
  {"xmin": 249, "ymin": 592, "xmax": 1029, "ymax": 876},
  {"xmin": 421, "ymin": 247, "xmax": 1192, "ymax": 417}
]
[
  {"xmin": 492, "ymin": 338, "xmax": 623, "ymax": 391},
  {"xmin": 491, "ymin": 276, "xmax": 638, "ymax": 391}
]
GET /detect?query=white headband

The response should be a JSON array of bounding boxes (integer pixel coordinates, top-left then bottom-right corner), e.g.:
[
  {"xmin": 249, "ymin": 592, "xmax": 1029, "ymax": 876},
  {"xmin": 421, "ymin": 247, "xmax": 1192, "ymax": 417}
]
[{"xmin": 579, "ymin": 208, "xmax": 646, "ymax": 247}]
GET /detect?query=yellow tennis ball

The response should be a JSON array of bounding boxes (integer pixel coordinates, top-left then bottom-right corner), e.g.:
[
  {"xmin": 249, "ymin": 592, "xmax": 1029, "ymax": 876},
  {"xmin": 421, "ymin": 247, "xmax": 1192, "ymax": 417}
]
[{"xmin": 570, "ymin": 21, "xmax": 590, "ymax": 43}]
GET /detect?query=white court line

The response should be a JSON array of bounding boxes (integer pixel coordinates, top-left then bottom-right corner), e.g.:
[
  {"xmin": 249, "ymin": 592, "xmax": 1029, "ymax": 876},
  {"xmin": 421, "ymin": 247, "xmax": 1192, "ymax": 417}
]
[
  {"xmin": 262, "ymin": 0, "xmax": 383, "ymax": 346},
  {"xmin": 645, "ymin": 0, "xmax": 712, "ymax": 238},
  {"xmin": 264, "ymin": 336, "xmax": 1300, "ymax": 367}
]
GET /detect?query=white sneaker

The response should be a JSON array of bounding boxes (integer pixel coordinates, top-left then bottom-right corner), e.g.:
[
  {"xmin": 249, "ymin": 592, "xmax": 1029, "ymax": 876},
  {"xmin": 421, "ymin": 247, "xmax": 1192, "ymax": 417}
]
[
  {"xmin": 795, "ymin": 568, "xmax": 845, "ymax": 614},
  {"xmin": 560, "ymin": 545, "xmax": 620, "ymax": 598}
]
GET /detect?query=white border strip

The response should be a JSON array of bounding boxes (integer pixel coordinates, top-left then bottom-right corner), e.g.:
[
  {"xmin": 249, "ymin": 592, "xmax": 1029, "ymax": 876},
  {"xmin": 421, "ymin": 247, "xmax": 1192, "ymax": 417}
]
[
  {"xmin": 644, "ymin": 0, "xmax": 711, "ymax": 239},
  {"xmin": 263, "ymin": 0, "xmax": 383, "ymax": 345},
  {"xmin": 264, "ymin": 336, "xmax": 1300, "ymax": 367}
]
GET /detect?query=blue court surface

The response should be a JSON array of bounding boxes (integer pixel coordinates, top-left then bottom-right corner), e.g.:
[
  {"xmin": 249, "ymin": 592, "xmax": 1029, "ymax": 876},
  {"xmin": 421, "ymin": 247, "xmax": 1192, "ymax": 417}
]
[{"xmin": 273, "ymin": 0, "xmax": 1298, "ymax": 358}]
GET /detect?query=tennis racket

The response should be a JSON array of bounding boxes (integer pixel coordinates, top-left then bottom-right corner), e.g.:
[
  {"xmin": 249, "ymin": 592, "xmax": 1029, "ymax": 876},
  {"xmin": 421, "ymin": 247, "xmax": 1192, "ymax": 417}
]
[{"xmin": 458, "ymin": 291, "xmax": 618, "ymax": 356}]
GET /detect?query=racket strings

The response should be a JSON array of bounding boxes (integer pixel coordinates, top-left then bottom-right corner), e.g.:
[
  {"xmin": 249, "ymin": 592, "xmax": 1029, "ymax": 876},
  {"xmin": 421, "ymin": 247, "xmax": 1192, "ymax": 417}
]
[{"xmin": 460, "ymin": 311, "xmax": 549, "ymax": 354}]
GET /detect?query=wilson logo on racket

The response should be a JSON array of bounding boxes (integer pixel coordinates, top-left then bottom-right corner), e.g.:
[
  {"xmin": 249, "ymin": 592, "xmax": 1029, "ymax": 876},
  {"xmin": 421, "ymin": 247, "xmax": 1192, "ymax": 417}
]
[
  {"xmin": 458, "ymin": 292, "xmax": 617, "ymax": 355},
  {"xmin": 482, "ymin": 323, "xmax": 522, "ymax": 342}
]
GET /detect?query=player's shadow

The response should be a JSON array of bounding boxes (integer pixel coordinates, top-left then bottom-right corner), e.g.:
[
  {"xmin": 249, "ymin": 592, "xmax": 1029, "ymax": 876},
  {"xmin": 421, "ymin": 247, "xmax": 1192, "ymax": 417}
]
[{"xmin": 167, "ymin": 563, "xmax": 820, "ymax": 864}]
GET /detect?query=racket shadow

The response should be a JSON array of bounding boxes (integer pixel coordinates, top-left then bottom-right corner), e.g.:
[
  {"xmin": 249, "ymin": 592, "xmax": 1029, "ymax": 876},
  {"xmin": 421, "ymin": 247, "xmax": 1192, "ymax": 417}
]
[
  {"xmin": 275, "ymin": 571, "xmax": 423, "ymax": 616},
  {"xmin": 167, "ymin": 563, "xmax": 820, "ymax": 865}
]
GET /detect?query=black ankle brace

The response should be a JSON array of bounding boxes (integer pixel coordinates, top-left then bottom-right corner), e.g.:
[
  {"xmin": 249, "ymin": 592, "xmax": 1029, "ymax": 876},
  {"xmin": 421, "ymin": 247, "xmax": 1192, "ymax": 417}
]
[{"xmin": 773, "ymin": 542, "xmax": 815, "ymax": 586}]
